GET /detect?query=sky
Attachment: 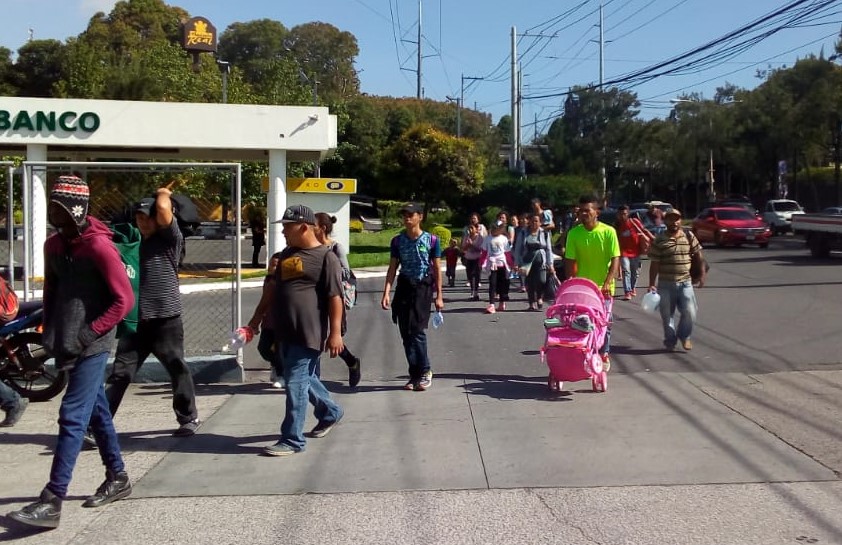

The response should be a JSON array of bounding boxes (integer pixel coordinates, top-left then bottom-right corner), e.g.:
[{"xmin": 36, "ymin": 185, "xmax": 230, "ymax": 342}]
[{"xmin": 2, "ymin": 0, "xmax": 840, "ymax": 133}]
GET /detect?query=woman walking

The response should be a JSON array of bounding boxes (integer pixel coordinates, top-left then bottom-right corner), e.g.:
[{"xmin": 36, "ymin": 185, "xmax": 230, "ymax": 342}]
[
  {"xmin": 314, "ymin": 213, "xmax": 362, "ymax": 388},
  {"xmin": 483, "ymin": 221, "xmax": 511, "ymax": 313},
  {"xmin": 461, "ymin": 223, "xmax": 484, "ymax": 301},
  {"xmin": 519, "ymin": 213, "xmax": 556, "ymax": 311}
]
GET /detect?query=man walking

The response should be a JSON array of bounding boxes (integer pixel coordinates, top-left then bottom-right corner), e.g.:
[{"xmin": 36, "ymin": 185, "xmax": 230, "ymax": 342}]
[
  {"xmin": 381, "ymin": 203, "xmax": 444, "ymax": 391},
  {"xmin": 564, "ymin": 195, "xmax": 620, "ymax": 369},
  {"xmin": 97, "ymin": 187, "xmax": 199, "ymax": 439},
  {"xmin": 248, "ymin": 205, "xmax": 345, "ymax": 456},
  {"xmin": 647, "ymin": 209, "xmax": 705, "ymax": 351},
  {"xmin": 8, "ymin": 176, "xmax": 134, "ymax": 528}
]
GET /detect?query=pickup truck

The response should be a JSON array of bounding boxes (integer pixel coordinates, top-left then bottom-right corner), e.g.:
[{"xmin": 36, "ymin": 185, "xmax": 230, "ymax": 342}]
[{"xmin": 791, "ymin": 213, "xmax": 842, "ymax": 257}]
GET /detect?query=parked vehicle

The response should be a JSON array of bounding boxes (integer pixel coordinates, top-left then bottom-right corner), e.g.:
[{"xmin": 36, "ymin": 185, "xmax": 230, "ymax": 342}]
[
  {"xmin": 692, "ymin": 207, "xmax": 771, "ymax": 248},
  {"xmin": 762, "ymin": 199, "xmax": 804, "ymax": 235},
  {"xmin": 820, "ymin": 206, "xmax": 842, "ymax": 215},
  {"xmin": 714, "ymin": 200, "xmax": 760, "ymax": 217},
  {"xmin": 792, "ymin": 212, "xmax": 842, "ymax": 258},
  {"xmin": 0, "ymin": 301, "xmax": 66, "ymax": 402}
]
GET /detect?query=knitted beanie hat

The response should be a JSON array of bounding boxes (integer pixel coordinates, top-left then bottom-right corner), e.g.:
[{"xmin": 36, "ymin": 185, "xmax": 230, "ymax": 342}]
[{"xmin": 50, "ymin": 175, "xmax": 90, "ymax": 226}]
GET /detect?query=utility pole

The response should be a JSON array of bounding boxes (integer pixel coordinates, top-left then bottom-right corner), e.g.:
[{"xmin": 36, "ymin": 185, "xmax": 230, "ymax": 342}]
[
  {"xmin": 417, "ymin": 0, "xmax": 423, "ymax": 99},
  {"xmin": 599, "ymin": 1, "xmax": 607, "ymax": 202},
  {"xmin": 517, "ymin": 63, "xmax": 523, "ymax": 175},
  {"xmin": 510, "ymin": 26, "xmax": 518, "ymax": 172},
  {"xmin": 460, "ymin": 73, "xmax": 483, "ymax": 139}
]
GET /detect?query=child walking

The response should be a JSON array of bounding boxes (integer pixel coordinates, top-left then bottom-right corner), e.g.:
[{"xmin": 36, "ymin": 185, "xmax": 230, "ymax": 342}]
[
  {"xmin": 483, "ymin": 220, "xmax": 511, "ymax": 313},
  {"xmin": 381, "ymin": 203, "xmax": 444, "ymax": 391},
  {"xmin": 254, "ymin": 253, "xmax": 284, "ymax": 388},
  {"xmin": 461, "ymin": 224, "xmax": 483, "ymax": 301},
  {"xmin": 442, "ymin": 238, "xmax": 460, "ymax": 288}
]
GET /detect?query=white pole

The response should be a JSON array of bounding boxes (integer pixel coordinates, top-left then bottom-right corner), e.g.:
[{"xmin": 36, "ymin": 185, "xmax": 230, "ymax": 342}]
[
  {"xmin": 267, "ymin": 150, "xmax": 288, "ymax": 259},
  {"xmin": 27, "ymin": 144, "xmax": 47, "ymax": 282}
]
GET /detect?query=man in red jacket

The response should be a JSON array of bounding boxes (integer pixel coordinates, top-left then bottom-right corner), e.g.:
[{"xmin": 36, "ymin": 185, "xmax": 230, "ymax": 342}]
[{"xmin": 8, "ymin": 176, "xmax": 134, "ymax": 529}]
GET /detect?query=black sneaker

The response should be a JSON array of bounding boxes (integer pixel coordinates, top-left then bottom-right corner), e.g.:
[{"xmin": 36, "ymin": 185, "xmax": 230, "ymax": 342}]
[
  {"xmin": 306, "ymin": 414, "xmax": 343, "ymax": 438},
  {"xmin": 82, "ymin": 470, "xmax": 132, "ymax": 508},
  {"xmin": 348, "ymin": 358, "xmax": 361, "ymax": 388},
  {"xmin": 7, "ymin": 488, "xmax": 62, "ymax": 529},
  {"xmin": 172, "ymin": 419, "xmax": 201, "ymax": 437},
  {"xmin": 0, "ymin": 397, "xmax": 29, "ymax": 427}
]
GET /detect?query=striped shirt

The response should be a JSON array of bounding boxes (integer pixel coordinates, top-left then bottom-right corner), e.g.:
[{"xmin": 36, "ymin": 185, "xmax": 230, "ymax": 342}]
[
  {"xmin": 139, "ymin": 219, "xmax": 183, "ymax": 319},
  {"xmin": 649, "ymin": 230, "xmax": 701, "ymax": 283}
]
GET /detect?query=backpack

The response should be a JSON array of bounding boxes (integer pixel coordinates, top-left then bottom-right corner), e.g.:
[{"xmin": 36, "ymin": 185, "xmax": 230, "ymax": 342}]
[
  {"xmin": 111, "ymin": 223, "xmax": 141, "ymax": 337},
  {"xmin": 0, "ymin": 274, "xmax": 19, "ymax": 324},
  {"xmin": 331, "ymin": 243, "xmax": 357, "ymax": 310}
]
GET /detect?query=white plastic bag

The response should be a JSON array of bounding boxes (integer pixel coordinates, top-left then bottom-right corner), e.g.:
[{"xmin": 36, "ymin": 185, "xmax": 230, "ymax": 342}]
[{"xmin": 641, "ymin": 291, "xmax": 661, "ymax": 313}]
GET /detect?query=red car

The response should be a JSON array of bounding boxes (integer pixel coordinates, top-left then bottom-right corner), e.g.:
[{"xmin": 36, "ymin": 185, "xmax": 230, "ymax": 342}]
[{"xmin": 692, "ymin": 207, "xmax": 771, "ymax": 248}]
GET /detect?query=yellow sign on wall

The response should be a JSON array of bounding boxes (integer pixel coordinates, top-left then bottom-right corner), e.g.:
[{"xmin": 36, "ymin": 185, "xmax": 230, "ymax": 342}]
[{"xmin": 287, "ymin": 178, "xmax": 357, "ymax": 194}]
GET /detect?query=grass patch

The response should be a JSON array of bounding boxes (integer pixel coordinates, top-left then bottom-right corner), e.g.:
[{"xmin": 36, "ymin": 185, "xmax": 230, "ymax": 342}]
[{"xmin": 348, "ymin": 227, "xmax": 402, "ymax": 268}]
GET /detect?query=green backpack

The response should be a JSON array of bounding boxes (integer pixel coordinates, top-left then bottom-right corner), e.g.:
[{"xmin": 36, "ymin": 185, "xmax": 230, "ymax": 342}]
[{"xmin": 111, "ymin": 223, "xmax": 141, "ymax": 337}]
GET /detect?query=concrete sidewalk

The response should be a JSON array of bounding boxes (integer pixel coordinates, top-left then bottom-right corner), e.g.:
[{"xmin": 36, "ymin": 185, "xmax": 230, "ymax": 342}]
[{"xmin": 2, "ymin": 370, "xmax": 841, "ymax": 544}]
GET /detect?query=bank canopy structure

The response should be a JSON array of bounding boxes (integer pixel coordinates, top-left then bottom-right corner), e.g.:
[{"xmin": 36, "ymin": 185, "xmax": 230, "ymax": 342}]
[
  {"xmin": 0, "ymin": 96, "xmax": 339, "ymax": 271},
  {"xmin": 0, "ymin": 97, "xmax": 339, "ymax": 374}
]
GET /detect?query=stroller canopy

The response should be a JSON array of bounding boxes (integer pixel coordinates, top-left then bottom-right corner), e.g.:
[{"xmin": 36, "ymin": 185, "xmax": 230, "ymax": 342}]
[{"xmin": 554, "ymin": 278, "xmax": 607, "ymax": 316}]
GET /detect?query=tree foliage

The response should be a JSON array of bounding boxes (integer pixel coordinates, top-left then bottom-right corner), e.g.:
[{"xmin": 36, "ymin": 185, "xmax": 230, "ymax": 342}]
[{"xmin": 384, "ymin": 124, "xmax": 485, "ymax": 209}]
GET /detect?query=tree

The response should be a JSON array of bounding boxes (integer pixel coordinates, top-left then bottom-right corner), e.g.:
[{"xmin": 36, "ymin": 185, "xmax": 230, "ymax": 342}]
[
  {"xmin": 0, "ymin": 47, "xmax": 17, "ymax": 95},
  {"xmin": 384, "ymin": 124, "xmax": 485, "ymax": 209},
  {"xmin": 218, "ymin": 19, "xmax": 290, "ymax": 87},
  {"xmin": 11, "ymin": 39, "xmax": 66, "ymax": 97},
  {"xmin": 284, "ymin": 22, "xmax": 360, "ymax": 104}
]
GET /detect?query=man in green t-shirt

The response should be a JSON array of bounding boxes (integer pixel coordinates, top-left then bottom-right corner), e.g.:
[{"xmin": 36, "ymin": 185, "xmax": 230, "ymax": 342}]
[{"xmin": 564, "ymin": 195, "xmax": 620, "ymax": 368}]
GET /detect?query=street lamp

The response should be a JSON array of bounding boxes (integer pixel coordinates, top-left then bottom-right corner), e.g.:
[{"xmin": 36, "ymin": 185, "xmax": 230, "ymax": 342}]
[{"xmin": 216, "ymin": 59, "xmax": 230, "ymax": 104}]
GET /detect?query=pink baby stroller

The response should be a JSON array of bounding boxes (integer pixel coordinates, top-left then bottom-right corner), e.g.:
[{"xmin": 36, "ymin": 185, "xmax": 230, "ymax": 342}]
[{"xmin": 540, "ymin": 278, "xmax": 612, "ymax": 393}]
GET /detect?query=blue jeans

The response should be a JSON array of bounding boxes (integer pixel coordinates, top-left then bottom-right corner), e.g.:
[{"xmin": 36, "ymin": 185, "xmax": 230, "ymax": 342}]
[
  {"xmin": 620, "ymin": 256, "xmax": 641, "ymax": 294},
  {"xmin": 49, "ymin": 352, "xmax": 124, "ymax": 499},
  {"xmin": 657, "ymin": 279, "xmax": 698, "ymax": 347},
  {"xmin": 279, "ymin": 343, "xmax": 343, "ymax": 451},
  {"xmin": 399, "ymin": 328, "xmax": 431, "ymax": 380},
  {"xmin": 0, "ymin": 379, "xmax": 21, "ymax": 411}
]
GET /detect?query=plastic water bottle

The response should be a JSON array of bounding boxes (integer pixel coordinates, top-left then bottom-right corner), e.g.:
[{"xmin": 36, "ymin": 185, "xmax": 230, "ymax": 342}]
[
  {"xmin": 223, "ymin": 326, "xmax": 254, "ymax": 351},
  {"xmin": 432, "ymin": 311, "xmax": 444, "ymax": 329},
  {"xmin": 641, "ymin": 291, "xmax": 661, "ymax": 313}
]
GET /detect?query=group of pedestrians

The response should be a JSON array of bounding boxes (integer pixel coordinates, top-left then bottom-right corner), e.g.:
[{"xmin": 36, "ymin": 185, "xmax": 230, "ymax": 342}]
[
  {"xmin": 3, "ymin": 185, "xmax": 706, "ymax": 530},
  {"xmin": 8, "ymin": 178, "xmax": 198, "ymax": 529}
]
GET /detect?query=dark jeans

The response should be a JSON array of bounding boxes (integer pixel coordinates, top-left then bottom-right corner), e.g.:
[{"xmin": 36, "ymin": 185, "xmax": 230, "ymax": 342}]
[
  {"xmin": 279, "ymin": 343, "xmax": 343, "ymax": 451},
  {"xmin": 257, "ymin": 328, "xmax": 284, "ymax": 376},
  {"xmin": 49, "ymin": 352, "xmax": 124, "ymax": 499},
  {"xmin": 526, "ymin": 265, "xmax": 548, "ymax": 304},
  {"xmin": 398, "ymin": 327, "xmax": 430, "ymax": 380},
  {"xmin": 105, "ymin": 316, "xmax": 198, "ymax": 425},
  {"xmin": 252, "ymin": 245, "xmax": 263, "ymax": 267},
  {"xmin": 465, "ymin": 258, "xmax": 481, "ymax": 293},
  {"xmin": 0, "ymin": 379, "xmax": 21, "ymax": 411},
  {"xmin": 488, "ymin": 268, "xmax": 510, "ymax": 303}
]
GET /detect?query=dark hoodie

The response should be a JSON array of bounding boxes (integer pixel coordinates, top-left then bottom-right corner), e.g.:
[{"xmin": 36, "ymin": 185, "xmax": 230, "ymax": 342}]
[{"xmin": 42, "ymin": 216, "xmax": 134, "ymax": 369}]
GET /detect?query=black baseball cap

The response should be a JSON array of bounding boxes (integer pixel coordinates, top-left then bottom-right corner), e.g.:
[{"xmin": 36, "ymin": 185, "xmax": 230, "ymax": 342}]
[
  {"xmin": 274, "ymin": 204, "xmax": 316, "ymax": 225},
  {"xmin": 399, "ymin": 202, "xmax": 424, "ymax": 214},
  {"xmin": 133, "ymin": 198, "xmax": 155, "ymax": 216}
]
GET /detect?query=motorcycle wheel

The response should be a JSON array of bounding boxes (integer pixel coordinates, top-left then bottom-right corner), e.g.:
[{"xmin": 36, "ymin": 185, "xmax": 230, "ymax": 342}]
[{"xmin": 2, "ymin": 332, "xmax": 68, "ymax": 402}]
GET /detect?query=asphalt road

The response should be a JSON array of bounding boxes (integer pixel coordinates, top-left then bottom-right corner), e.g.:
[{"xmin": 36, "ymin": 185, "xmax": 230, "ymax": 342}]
[{"xmin": 231, "ymin": 234, "xmax": 842, "ymax": 381}]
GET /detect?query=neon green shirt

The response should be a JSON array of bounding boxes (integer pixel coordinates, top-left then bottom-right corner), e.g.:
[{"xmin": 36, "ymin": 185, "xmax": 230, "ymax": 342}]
[{"xmin": 565, "ymin": 222, "xmax": 621, "ymax": 291}]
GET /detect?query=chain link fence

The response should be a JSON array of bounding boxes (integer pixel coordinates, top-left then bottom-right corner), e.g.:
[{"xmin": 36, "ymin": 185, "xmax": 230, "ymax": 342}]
[{"xmin": 12, "ymin": 161, "xmax": 244, "ymax": 361}]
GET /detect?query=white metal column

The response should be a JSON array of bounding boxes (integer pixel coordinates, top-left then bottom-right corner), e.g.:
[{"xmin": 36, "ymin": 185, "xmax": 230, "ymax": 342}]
[
  {"xmin": 27, "ymin": 145, "xmax": 47, "ymax": 279},
  {"xmin": 267, "ymin": 149, "xmax": 288, "ymax": 258}
]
